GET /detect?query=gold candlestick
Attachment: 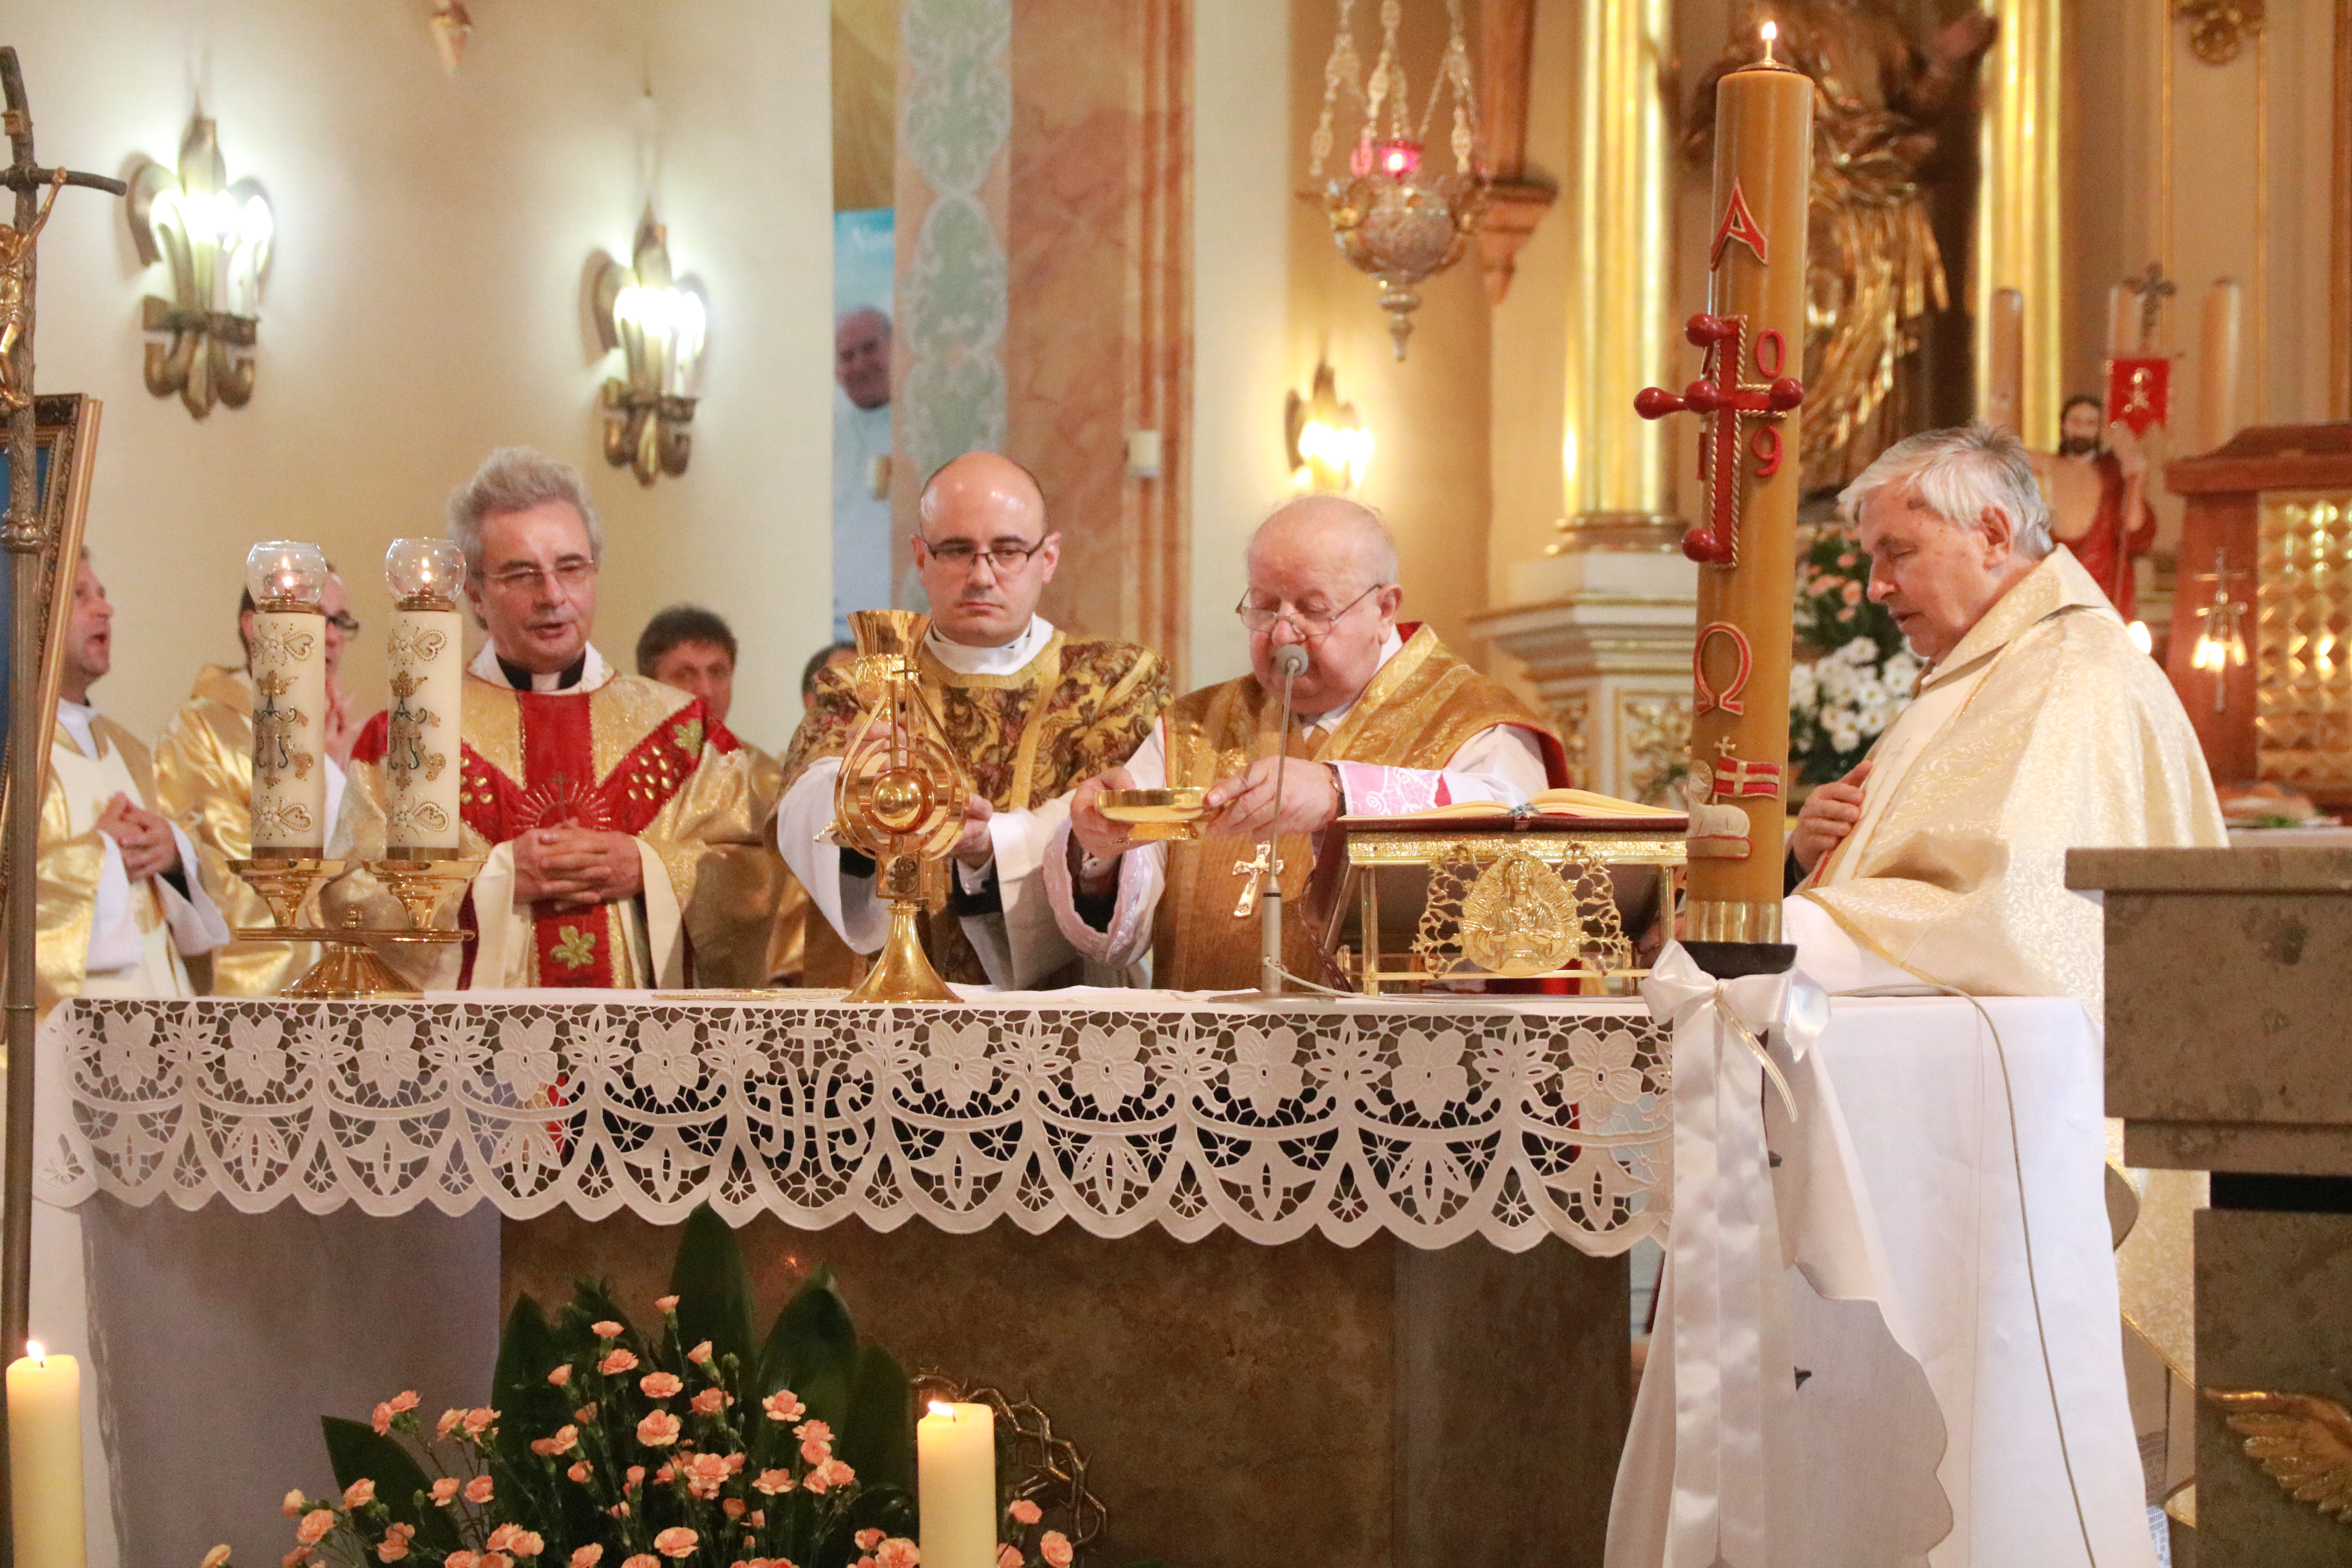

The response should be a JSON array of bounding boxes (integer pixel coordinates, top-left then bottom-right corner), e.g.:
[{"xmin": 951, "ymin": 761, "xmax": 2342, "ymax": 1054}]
[
  {"xmin": 1634, "ymin": 24, "xmax": 1812, "ymax": 956},
  {"xmin": 832, "ymin": 624, "xmax": 971, "ymax": 1004},
  {"xmin": 229, "ymin": 857, "xmax": 477, "ymax": 1000}
]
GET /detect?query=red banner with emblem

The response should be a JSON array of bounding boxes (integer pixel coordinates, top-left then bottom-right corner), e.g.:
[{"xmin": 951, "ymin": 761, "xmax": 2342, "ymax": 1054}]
[{"xmin": 2105, "ymin": 356, "xmax": 2172, "ymax": 436}]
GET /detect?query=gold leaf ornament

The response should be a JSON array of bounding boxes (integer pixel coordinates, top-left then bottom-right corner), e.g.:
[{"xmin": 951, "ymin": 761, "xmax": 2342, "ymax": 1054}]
[
  {"xmin": 1460, "ymin": 849, "xmax": 1579, "ymax": 977},
  {"xmin": 2209, "ymin": 1387, "xmax": 2352, "ymax": 1521},
  {"xmin": 552, "ymin": 927, "xmax": 598, "ymax": 971}
]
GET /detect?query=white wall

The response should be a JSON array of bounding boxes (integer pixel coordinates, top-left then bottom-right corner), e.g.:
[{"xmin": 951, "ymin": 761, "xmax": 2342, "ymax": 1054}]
[
  {"xmin": 9, "ymin": 0, "xmax": 832, "ymax": 754},
  {"xmin": 1187, "ymin": 0, "xmax": 1293, "ymax": 689}
]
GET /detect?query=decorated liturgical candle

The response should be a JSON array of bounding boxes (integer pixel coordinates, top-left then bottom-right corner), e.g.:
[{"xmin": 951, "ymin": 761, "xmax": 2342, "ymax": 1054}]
[
  {"xmin": 1633, "ymin": 22, "xmax": 1812, "ymax": 944},
  {"xmin": 244, "ymin": 541, "xmax": 332, "ymax": 856},
  {"xmin": 8, "ymin": 1341, "xmax": 85, "ymax": 1568},
  {"xmin": 383, "ymin": 538, "xmax": 467, "ymax": 856},
  {"xmin": 917, "ymin": 1400, "xmax": 996, "ymax": 1568}
]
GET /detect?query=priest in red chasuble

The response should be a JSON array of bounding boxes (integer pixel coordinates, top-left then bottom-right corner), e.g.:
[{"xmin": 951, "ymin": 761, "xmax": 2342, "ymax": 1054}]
[
  {"xmin": 776, "ymin": 452, "xmax": 1167, "ymax": 989},
  {"xmin": 331, "ymin": 448, "xmax": 765, "ymax": 987},
  {"xmin": 1052, "ymin": 497, "xmax": 1569, "ymax": 991}
]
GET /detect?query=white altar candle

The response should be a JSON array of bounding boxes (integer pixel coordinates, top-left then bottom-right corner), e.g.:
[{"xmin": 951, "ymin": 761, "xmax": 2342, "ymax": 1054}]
[
  {"xmin": 8, "ymin": 1342, "xmax": 85, "ymax": 1568},
  {"xmin": 918, "ymin": 1400, "xmax": 996, "ymax": 1568},
  {"xmin": 1985, "ymin": 286, "xmax": 2024, "ymax": 433},
  {"xmin": 383, "ymin": 539, "xmax": 468, "ymax": 855},
  {"xmin": 244, "ymin": 542, "xmax": 332, "ymax": 855},
  {"xmin": 2199, "ymin": 277, "xmax": 2243, "ymax": 452}
]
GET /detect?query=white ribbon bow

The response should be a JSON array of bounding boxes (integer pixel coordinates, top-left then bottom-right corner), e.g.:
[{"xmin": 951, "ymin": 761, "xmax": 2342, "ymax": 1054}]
[{"xmin": 1641, "ymin": 942, "xmax": 1829, "ymax": 1568}]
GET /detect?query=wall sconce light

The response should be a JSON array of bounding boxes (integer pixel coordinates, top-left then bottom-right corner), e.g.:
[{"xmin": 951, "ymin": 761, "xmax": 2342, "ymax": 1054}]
[
  {"xmin": 592, "ymin": 212, "xmax": 705, "ymax": 485},
  {"xmin": 125, "ymin": 115, "xmax": 273, "ymax": 419},
  {"xmin": 1285, "ymin": 363, "xmax": 1372, "ymax": 493}
]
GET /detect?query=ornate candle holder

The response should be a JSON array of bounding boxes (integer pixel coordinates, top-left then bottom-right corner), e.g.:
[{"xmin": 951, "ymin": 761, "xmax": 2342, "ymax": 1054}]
[
  {"xmin": 229, "ymin": 857, "xmax": 479, "ymax": 1000},
  {"xmin": 832, "ymin": 640, "xmax": 971, "ymax": 1004}
]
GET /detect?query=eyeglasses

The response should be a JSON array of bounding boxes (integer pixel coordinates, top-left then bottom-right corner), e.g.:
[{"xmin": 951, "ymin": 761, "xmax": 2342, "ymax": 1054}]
[
  {"xmin": 480, "ymin": 560, "xmax": 599, "ymax": 595},
  {"xmin": 1235, "ymin": 583, "xmax": 1383, "ymax": 639},
  {"xmin": 920, "ymin": 537, "xmax": 1048, "ymax": 574},
  {"xmin": 327, "ymin": 612, "xmax": 362, "ymax": 635}
]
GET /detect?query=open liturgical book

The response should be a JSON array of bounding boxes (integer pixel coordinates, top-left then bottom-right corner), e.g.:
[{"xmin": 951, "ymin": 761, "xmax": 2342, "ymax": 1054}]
[{"xmin": 1340, "ymin": 788, "xmax": 1689, "ymax": 828}]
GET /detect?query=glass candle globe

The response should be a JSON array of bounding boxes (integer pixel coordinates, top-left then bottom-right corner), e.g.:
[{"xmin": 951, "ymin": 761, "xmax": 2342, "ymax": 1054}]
[
  {"xmin": 385, "ymin": 537, "xmax": 468, "ymax": 606},
  {"xmin": 243, "ymin": 541, "xmax": 329, "ymax": 610}
]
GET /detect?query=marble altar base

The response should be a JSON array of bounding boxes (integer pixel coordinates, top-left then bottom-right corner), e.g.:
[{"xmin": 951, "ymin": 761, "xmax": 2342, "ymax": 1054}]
[{"xmin": 505, "ymin": 1212, "xmax": 1630, "ymax": 1568}]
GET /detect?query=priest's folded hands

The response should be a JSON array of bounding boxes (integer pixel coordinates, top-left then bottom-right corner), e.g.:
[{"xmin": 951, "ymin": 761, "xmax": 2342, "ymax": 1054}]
[{"xmin": 512, "ymin": 822, "xmax": 647, "ymax": 911}]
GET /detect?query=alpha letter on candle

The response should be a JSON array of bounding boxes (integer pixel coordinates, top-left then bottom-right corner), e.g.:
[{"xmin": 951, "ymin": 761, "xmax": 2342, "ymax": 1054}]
[{"xmin": 918, "ymin": 1400, "xmax": 996, "ymax": 1568}]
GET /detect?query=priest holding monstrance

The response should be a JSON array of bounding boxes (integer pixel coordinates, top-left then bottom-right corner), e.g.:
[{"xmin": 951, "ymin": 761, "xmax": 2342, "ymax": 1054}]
[
  {"xmin": 776, "ymin": 451, "xmax": 1168, "ymax": 989},
  {"xmin": 330, "ymin": 447, "xmax": 768, "ymax": 986},
  {"xmin": 1049, "ymin": 496, "xmax": 1568, "ymax": 987}
]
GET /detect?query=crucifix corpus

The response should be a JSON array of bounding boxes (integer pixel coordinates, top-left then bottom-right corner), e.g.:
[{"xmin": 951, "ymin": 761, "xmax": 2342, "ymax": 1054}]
[{"xmin": 0, "ymin": 43, "xmax": 129, "ymax": 1562}]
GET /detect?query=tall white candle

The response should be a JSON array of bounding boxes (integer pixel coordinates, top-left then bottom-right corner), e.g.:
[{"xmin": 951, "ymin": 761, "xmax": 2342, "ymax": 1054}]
[
  {"xmin": 918, "ymin": 1400, "xmax": 996, "ymax": 1568},
  {"xmin": 8, "ymin": 1342, "xmax": 85, "ymax": 1568},
  {"xmin": 244, "ymin": 542, "xmax": 331, "ymax": 855},
  {"xmin": 383, "ymin": 539, "xmax": 468, "ymax": 856},
  {"xmin": 1985, "ymin": 286, "xmax": 2024, "ymax": 433},
  {"xmin": 2199, "ymin": 277, "xmax": 2244, "ymax": 452}
]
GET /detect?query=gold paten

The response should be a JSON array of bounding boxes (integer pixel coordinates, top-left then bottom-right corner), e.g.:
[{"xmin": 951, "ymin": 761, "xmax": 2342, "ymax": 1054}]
[
  {"xmin": 832, "ymin": 640, "xmax": 969, "ymax": 1004},
  {"xmin": 1097, "ymin": 787, "xmax": 1208, "ymax": 841},
  {"xmin": 2207, "ymin": 1387, "xmax": 2352, "ymax": 1522}
]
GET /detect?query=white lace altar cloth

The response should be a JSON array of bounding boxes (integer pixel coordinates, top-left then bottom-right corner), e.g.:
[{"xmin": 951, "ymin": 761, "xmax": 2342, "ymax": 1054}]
[{"xmin": 37, "ymin": 990, "xmax": 1670, "ymax": 1253}]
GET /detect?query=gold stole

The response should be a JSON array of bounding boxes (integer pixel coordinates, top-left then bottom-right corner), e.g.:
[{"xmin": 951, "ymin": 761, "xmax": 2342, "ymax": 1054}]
[{"xmin": 1152, "ymin": 627, "xmax": 1561, "ymax": 992}]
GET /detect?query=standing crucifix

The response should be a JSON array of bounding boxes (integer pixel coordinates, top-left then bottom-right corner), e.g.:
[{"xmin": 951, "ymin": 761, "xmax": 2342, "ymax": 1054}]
[{"xmin": 0, "ymin": 44, "xmax": 128, "ymax": 1564}]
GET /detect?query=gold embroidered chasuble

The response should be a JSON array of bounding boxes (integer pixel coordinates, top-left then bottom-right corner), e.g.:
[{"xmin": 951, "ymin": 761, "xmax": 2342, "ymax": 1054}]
[
  {"xmin": 779, "ymin": 609, "xmax": 1166, "ymax": 986},
  {"xmin": 689, "ymin": 742, "xmax": 811, "ymax": 987},
  {"xmin": 38, "ymin": 716, "xmax": 195, "ymax": 1013},
  {"xmin": 152, "ymin": 663, "xmax": 314, "ymax": 995},
  {"xmin": 1801, "ymin": 547, "xmax": 2226, "ymax": 1012},
  {"xmin": 334, "ymin": 670, "xmax": 767, "ymax": 988},
  {"xmin": 1153, "ymin": 626, "xmax": 1569, "ymax": 992}
]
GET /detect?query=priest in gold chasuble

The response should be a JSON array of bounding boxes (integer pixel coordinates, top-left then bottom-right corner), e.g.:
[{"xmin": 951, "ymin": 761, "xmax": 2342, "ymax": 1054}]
[
  {"xmin": 777, "ymin": 454, "xmax": 1166, "ymax": 989},
  {"xmin": 330, "ymin": 449, "xmax": 765, "ymax": 989},
  {"xmin": 153, "ymin": 573, "xmax": 362, "ymax": 995},
  {"xmin": 1785, "ymin": 424, "xmax": 2225, "ymax": 1010},
  {"xmin": 1054, "ymin": 497, "xmax": 1568, "ymax": 991}
]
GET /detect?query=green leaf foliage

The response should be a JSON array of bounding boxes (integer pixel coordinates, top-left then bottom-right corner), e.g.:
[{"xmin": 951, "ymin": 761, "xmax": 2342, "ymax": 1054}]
[
  {"xmin": 320, "ymin": 1416, "xmax": 461, "ymax": 1553},
  {"xmin": 760, "ymin": 1266, "xmax": 860, "ymax": 1431},
  {"xmin": 839, "ymin": 1342, "xmax": 916, "ymax": 1492},
  {"xmin": 491, "ymin": 1294, "xmax": 571, "ymax": 1472},
  {"xmin": 668, "ymin": 1202, "xmax": 758, "ymax": 1374}
]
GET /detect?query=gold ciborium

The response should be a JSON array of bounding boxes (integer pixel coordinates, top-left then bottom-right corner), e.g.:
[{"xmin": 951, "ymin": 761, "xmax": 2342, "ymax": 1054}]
[
  {"xmin": 229, "ymin": 855, "xmax": 479, "ymax": 1000},
  {"xmin": 833, "ymin": 639, "xmax": 971, "ymax": 1004}
]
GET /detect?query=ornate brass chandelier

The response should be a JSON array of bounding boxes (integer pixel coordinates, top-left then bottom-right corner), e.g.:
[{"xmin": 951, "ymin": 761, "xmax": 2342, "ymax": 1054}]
[{"xmin": 1309, "ymin": 0, "xmax": 1488, "ymax": 360}]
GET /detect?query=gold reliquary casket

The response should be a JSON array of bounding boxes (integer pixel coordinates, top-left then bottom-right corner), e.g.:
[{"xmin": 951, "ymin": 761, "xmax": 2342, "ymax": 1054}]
[{"xmin": 1305, "ymin": 790, "xmax": 1688, "ymax": 994}]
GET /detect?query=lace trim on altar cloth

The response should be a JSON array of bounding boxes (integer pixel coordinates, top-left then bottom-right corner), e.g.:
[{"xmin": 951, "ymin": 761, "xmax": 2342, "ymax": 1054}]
[{"xmin": 37, "ymin": 997, "xmax": 1671, "ymax": 1253}]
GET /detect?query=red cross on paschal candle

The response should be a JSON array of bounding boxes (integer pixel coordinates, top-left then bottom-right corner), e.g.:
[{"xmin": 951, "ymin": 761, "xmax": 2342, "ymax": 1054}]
[{"xmin": 1633, "ymin": 313, "xmax": 1804, "ymax": 566}]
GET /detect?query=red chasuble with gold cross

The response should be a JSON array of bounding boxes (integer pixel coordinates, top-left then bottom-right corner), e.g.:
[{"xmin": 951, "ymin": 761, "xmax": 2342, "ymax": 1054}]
[{"xmin": 337, "ymin": 664, "xmax": 768, "ymax": 989}]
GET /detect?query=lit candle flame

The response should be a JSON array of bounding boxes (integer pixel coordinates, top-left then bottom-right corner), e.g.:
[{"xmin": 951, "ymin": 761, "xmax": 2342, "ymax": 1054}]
[
  {"xmin": 927, "ymin": 1400, "xmax": 955, "ymax": 1417},
  {"xmin": 1760, "ymin": 19, "xmax": 1779, "ymax": 64},
  {"xmin": 24, "ymin": 1340, "xmax": 43, "ymax": 1364}
]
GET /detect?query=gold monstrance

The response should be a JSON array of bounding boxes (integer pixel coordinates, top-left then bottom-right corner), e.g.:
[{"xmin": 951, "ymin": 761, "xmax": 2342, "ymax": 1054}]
[{"xmin": 833, "ymin": 635, "xmax": 971, "ymax": 1003}]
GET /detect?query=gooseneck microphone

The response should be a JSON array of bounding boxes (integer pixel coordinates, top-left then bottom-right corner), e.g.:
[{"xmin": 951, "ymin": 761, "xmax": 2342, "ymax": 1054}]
[{"xmin": 1259, "ymin": 642, "xmax": 1311, "ymax": 995}]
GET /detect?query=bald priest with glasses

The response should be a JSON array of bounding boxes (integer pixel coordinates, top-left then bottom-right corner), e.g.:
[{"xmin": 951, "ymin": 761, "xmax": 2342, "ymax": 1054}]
[
  {"xmin": 1048, "ymin": 497, "xmax": 1570, "ymax": 989},
  {"xmin": 776, "ymin": 452, "xmax": 1168, "ymax": 989},
  {"xmin": 330, "ymin": 446, "xmax": 768, "ymax": 988}
]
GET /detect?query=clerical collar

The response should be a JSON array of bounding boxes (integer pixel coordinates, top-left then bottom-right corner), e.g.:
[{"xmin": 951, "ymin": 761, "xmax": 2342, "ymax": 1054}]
[
  {"xmin": 55, "ymin": 698, "xmax": 100, "ymax": 758},
  {"xmin": 471, "ymin": 641, "xmax": 613, "ymax": 693},
  {"xmin": 1297, "ymin": 629, "xmax": 1405, "ymax": 730},
  {"xmin": 924, "ymin": 614, "xmax": 1054, "ymax": 677}
]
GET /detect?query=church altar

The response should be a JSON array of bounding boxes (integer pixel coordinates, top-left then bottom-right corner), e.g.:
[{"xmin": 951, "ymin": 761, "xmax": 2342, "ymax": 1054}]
[{"xmin": 32, "ymin": 986, "xmax": 2154, "ymax": 1566}]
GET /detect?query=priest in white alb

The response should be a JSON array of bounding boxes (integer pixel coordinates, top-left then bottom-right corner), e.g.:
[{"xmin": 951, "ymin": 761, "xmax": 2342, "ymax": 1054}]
[
  {"xmin": 1784, "ymin": 421, "xmax": 2225, "ymax": 1000},
  {"xmin": 1051, "ymin": 496, "xmax": 1568, "ymax": 988}
]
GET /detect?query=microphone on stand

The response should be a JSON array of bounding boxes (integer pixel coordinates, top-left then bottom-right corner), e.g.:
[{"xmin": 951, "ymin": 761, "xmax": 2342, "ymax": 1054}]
[{"xmin": 1259, "ymin": 642, "xmax": 1311, "ymax": 995}]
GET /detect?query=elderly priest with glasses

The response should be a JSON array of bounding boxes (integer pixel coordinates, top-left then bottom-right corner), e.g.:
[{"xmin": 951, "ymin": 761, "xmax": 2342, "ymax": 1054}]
[
  {"xmin": 330, "ymin": 447, "xmax": 767, "ymax": 987},
  {"xmin": 777, "ymin": 452, "xmax": 1168, "ymax": 989},
  {"xmin": 1048, "ymin": 496, "xmax": 1569, "ymax": 988}
]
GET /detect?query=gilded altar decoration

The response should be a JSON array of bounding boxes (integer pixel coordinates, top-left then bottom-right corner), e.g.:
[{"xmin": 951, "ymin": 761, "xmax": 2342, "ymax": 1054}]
[
  {"xmin": 1308, "ymin": 0, "xmax": 1489, "ymax": 359},
  {"xmin": 1684, "ymin": 3, "xmax": 1995, "ymax": 490},
  {"xmin": 2174, "ymin": 0, "xmax": 2264, "ymax": 67},
  {"xmin": 1413, "ymin": 840, "xmax": 1631, "ymax": 981},
  {"xmin": 2255, "ymin": 492, "xmax": 2352, "ymax": 782},
  {"xmin": 2207, "ymin": 1387, "xmax": 2352, "ymax": 1522},
  {"xmin": 591, "ymin": 212, "xmax": 706, "ymax": 485},
  {"xmin": 1457, "ymin": 848, "xmax": 1582, "ymax": 976},
  {"xmin": 125, "ymin": 115, "xmax": 273, "ymax": 419},
  {"xmin": 0, "ymin": 169, "xmax": 65, "ymax": 413}
]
